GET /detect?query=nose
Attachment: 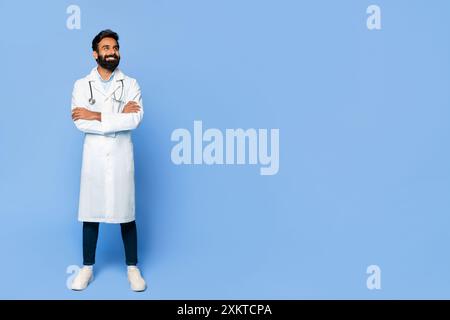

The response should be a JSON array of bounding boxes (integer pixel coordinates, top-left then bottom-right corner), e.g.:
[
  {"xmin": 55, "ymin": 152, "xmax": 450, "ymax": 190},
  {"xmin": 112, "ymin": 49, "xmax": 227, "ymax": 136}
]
[{"xmin": 105, "ymin": 47, "xmax": 118, "ymax": 56}]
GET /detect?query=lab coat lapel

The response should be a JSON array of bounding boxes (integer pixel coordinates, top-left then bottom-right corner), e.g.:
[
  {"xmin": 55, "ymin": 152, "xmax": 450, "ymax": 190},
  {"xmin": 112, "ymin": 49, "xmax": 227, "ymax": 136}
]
[
  {"xmin": 105, "ymin": 69, "xmax": 125, "ymax": 100},
  {"xmin": 87, "ymin": 67, "xmax": 107, "ymax": 98},
  {"xmin": 87, "ymin": 67, "xmax": 125, "ymax": 99}
]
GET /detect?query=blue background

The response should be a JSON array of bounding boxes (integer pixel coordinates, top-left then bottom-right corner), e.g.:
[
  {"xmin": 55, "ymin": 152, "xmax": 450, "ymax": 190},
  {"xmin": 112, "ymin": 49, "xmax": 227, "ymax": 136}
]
[{"xmin": 0, "ymin": 0, "xmax": 449, "ymax": 299}]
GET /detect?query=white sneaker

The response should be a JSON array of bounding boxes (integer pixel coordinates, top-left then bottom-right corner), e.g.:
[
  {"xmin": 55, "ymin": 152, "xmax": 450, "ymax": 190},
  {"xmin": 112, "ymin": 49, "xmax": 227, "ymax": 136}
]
[
  {"xmin": 71, "ymin": 266, "xmax": 94, "ymax": 291},
  {"xmin": 127, "ymin": 266, "xmax": 146, "ymax": 292}
]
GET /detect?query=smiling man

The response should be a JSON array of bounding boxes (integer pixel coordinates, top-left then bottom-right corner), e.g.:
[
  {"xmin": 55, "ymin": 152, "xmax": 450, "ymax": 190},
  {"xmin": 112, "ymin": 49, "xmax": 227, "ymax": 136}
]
[{"xmin": 70, "ymin": 29, "xmax": 146, "ymax": 292}]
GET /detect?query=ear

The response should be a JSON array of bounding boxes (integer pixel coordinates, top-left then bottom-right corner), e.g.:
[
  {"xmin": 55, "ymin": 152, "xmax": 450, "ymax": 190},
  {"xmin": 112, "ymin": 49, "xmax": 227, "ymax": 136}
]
[{"xmin": 93, "ymin": 51, "xmax": 98, "ymax": 60}]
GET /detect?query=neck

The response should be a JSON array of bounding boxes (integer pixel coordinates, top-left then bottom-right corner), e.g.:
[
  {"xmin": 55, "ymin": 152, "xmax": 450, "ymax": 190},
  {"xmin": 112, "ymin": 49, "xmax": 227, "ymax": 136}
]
[{"xmin": 97, "ymin": 66, "xmax": 114, "ymax": 81}]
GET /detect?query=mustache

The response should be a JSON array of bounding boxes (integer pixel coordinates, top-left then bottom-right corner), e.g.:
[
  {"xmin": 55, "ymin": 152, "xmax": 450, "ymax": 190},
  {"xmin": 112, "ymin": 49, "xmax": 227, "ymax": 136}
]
[{"xmin": 97, "ymin": 53, "xmax": 120, "ymax": 71}]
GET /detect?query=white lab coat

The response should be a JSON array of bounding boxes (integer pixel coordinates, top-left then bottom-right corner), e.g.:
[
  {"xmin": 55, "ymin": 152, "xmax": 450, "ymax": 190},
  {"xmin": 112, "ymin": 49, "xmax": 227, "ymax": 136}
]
[{"xmin": 71, "ymin": 67, "xmax": 143, "ymax": 223}]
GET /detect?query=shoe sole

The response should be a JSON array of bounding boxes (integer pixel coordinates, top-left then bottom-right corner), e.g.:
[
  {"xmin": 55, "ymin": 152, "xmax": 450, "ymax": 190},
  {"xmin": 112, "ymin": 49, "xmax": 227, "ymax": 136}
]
[
  {"xmin": 71, "ymin": 274, "xmax": 94, "ymax": 291},
  {"xmin": 131, "ymin": 285, "xmax": 147, "ymax": 292}
]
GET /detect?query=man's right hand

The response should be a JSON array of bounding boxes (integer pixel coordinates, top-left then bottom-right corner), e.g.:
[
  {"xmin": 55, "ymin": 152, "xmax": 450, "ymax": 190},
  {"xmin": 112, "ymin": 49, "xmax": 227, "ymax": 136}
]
[
  {"xmin": 72, "ymin": 107, "xmax": 101, "ymax": 121},
  {"xmin": 123, "ymin": 101, "xmax": 141, "ymax": 113}
]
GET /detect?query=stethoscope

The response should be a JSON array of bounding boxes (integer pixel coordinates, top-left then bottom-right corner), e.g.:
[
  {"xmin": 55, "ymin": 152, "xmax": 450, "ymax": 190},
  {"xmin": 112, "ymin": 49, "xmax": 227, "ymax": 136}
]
[{"xmin": 88, "ymin": 79, "xmax": 124, "ymax": 105}]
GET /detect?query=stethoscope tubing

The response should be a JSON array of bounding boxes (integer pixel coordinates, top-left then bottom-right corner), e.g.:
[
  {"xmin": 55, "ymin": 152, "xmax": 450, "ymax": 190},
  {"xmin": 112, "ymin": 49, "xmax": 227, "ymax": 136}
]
[{"xmin": 88, "ymin": 79, "xmax": 124, "ymax": 105}]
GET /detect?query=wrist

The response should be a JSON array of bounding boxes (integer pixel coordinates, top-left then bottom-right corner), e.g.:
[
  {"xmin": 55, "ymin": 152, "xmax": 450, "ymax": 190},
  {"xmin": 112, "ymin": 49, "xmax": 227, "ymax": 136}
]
[{"xmin": 92, "ymin": 111, "xmax": 101, "ymax": 121}]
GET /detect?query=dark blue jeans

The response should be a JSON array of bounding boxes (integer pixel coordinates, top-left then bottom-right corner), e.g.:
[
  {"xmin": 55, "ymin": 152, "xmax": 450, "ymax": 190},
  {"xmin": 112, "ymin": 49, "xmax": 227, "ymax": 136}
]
[{"xmin": 83, "ymin": 221, "xmax": 138, "ymax": 266}]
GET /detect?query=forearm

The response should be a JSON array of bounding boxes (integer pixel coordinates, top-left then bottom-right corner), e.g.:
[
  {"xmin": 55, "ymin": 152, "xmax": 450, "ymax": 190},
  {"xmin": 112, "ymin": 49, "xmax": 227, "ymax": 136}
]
[
  {"xmin": 101, "ymin": 111, "xmax": 143, "ymax": 133},
  {"xmin": 72, "ymin": 108, "xmax": 106, "ymax": 134},
  {"xmin": 74, "ymin": 119, "xmax": 106, "ymax": 135},
  {"xmin": 92, "ymin": 111, "xmax": 101, "ymax": 121}
]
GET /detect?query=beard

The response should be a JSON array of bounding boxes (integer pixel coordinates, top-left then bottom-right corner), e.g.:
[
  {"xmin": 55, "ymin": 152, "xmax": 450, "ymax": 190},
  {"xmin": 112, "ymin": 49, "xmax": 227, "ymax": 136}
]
[{"xmin": 96, "ymin": 53, "xmax": 120, "ymax": 71}]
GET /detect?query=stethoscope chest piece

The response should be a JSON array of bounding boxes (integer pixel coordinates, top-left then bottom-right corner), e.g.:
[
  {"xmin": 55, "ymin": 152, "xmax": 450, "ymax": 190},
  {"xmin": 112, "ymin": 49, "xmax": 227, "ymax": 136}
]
[{"xmin": 88, "ymin": 80, "xmax": 96, "ymax": 105}]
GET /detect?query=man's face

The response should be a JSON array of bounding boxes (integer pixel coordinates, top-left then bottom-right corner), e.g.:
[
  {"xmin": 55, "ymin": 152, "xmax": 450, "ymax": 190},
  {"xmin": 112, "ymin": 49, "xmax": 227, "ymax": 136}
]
[{"xmin": 93, "ymin": 37, "xmax": 120, "ymax": 71}]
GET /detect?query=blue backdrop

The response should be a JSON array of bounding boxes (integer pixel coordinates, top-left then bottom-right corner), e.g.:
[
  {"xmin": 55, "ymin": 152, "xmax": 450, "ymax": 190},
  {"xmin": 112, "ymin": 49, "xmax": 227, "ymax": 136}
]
[{"xmin": 0, "ymin": 0, "xmax": 450, "ymax": 299}]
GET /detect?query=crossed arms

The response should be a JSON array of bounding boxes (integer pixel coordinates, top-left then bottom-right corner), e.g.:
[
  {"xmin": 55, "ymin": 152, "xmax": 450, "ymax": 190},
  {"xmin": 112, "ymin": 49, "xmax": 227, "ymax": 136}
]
[
  {"xmin": 71, "ymin": 79, "xmax": 144, "ymax": 135},
  {"xmin": 72, "ymin": 102, "xmax": 140, "ymax": 121}
]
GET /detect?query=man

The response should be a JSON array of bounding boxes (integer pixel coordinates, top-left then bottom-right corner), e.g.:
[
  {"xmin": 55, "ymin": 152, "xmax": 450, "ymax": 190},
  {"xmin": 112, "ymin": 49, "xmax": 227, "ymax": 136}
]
[{"xmin": 70, "ymin": 29, "xmax": 146, "ymax": 291}]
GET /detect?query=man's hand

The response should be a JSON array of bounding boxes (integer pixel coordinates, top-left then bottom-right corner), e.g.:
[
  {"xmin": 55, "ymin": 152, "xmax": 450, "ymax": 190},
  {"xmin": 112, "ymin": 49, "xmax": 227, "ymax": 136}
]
[
  {"xmin": 72, "ymin": 107, "xmax": 101, "ymax": 121},
  {"xmin": 122, "ymin": 101, "xmax": 141, "ymax": 113}
]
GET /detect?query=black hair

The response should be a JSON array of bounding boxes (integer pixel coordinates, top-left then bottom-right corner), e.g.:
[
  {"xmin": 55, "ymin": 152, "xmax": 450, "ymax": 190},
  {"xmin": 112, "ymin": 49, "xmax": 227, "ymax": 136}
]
[{"xmin": 92, "ymin": 29, "xmax": 119, "ymax": 52}]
